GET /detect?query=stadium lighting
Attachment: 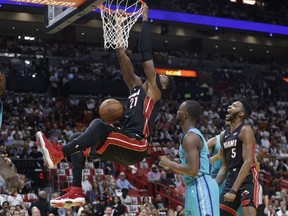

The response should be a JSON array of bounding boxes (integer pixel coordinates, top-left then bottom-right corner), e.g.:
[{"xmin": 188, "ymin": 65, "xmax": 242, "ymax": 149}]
[{"xmin": 2, "ymin": 0, "xmax": 288, "ymax": 36}]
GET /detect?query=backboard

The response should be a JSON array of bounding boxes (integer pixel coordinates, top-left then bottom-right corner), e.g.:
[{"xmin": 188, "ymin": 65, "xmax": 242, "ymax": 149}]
[{"xmin": 44, "ymin": 0, "xmax": 105, "ymax": 34}]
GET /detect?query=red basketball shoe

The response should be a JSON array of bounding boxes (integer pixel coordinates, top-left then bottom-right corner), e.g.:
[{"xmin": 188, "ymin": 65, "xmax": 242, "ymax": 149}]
[
  {"xmin": 36, "ymin": 131, "xmax": 64, "ymax": 168},
  {"xmin": 50, "ymin": 187, "xmax": 85, "ymax": 208}
]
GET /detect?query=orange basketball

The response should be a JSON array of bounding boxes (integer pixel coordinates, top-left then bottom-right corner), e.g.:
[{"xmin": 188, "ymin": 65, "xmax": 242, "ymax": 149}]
[{"xmin": 99, "ymin": 99, "xmax": 124, "ymax": 123}]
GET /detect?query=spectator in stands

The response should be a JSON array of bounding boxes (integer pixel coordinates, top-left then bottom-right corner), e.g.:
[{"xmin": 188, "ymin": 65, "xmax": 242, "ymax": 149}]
[
  {"xmin": 165, "ymin": 168, "xmax": 176, "ymax": 181},
  {"xmin": 13, "ymin": 210, "xmax": 21, "ymax": 216},
  {"xmin": 273, "ymin": 199, "xmax": 280, "ymax": 212},
  {"xmin": 163, "ymin": 140, "xmax": 177, "ymax": 158},
  {"xmin": 141, "ymin": 196, "xmax": 155, "ymax": 209},
  {"xmin": 7, "ymin": 194, "xmax": 24, "ymax": 209},
  {"xmin": 116, "ymin": 172, "xmax": 137, "ymax": 190},
  {"xmin": 89, "ymin": 182, "xmax": 101, "ymax": 203},
  {"xmin": 104, "ymin": 175, "xmax": 116, "ymax": 191},
  {"xmin": 94, "ymin": 175, "xmax": 104, "ymax": 190},
  {"xmin": 267, "ymin": 205, "xmax": 276, "ymax": 216},
  {"xmin": 1, "ymin": 201, "xmax": 9, "ymax": 214},
  {"xmin": 28, "ymin": 146, "xmax": 42, "ymax": 159},
  {"xmin": 276, "ymin": 160, "xmax": 287, "ymax": 174},
  {"xmin": 65, "ymin": 207, "xmax": 77, "ymax": 216},
  {"xmin": 119, "ymin": 188, "xmax": 132, "ymax": 206},
  {"xmin": 261, "ymin": 135, "xmax": 270, "ymax": 149},
  {"xmin": 9, "ymin": 205, "xmax": 16, "ymax": 215},
  {"xmin": 139, "ymin": 207, "xmax": 150, "ymax": 216},
  {"xmin": 19, "ymin": 209, "xmax": 27, "ymax": 216},
  {"xmin": 81, "ymin": 176, "xmax": 92, "ymax": 195},
  {"xmin": 111, "ymin": 196, "xmax": 125, "ymax": 216},
  {"xmin": 102, "ymin": 186, "xmax": 114, "ymax": 200},
  {"xmin": 159, "ymin": 171, "xmax": 176, "ymax": 188},
  {"xmin": 151, "ymin": 207, "xmax": 160, "ymax": 216},
  {"xmin": 28, "ymin": 191, "xmax": 50, "ymax": 216},
  {"xmin": 101, "ymin": 180, "xmax": 115, "ymax": 197},
  {"xmin": 167, "ymin": 208, "xmax": 176, "ymax": 216},
  {"xmin": 177, "ymin": 208, "xmax": 185, "ymax": 216},
  {"xmin": 175, "ymin": 205, "xmax": 184, "ymax": 215},
  {"xmin": 280, "ymin": 189, "xmax": 288, "ymax": 204},
  {"xmin": 103, "ymin": 206, "xmax": 112, "ymax": 216},
  {"xmin": 63, "ymin": 126, "xmax": 73, "ymax": 140},
  {"xmin": 153, "ymin": 194, "xmax": 167, "ymax": 213},
  {"xmin": 18, "ymin": 175, "xmax": 31, "ymax": 194},
  {"xmin": 95, "ymin": 196, "xmax": 108, "ymax": 216},
  {"xmin": 82, "ymin": 204, "xmax": 94, "ymax": 216},
  {"xmin": 30, "ymin": 206, "xmax": 41, "ymax": 216},
  {"xmin": 174, "ymin": 176, "xmax": 186, "ymax": 203},
  {"xmin": 277, "ymin": 200, "xmax": 288, "ymax": 216},
  {"xmin": 79, "ymin": 210, "xmax": 89, "ymax": 216},
  {"xmin": 257, "ymin": 179, "xmax": 269, "ymax": 216},
  {"xmin": 15, "ymin": 204, "xmax": 22, "ymax": 212},
  {"xmin": 147, "ymin": 164, "xmax": 160, "ymax": 183}
]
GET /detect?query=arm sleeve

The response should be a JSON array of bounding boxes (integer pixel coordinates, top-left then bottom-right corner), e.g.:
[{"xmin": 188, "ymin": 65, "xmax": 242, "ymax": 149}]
[{"xmin": 138, "ymin": 21, "xmax": 153, "ymax": 62}]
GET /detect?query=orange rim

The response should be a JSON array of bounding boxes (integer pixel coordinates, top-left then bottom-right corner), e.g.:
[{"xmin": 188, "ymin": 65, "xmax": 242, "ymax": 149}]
[{"xmin": 99, "ymin": 0, "xmax": 145, "ymax": 16}]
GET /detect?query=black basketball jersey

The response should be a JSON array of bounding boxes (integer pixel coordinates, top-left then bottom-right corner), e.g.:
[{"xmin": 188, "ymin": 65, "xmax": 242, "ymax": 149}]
[
  {"xmin": 122, "ymin": 85, "xmax": 160, "ymax": 139},
  {"xmin": 223, "ymin": 123, "xmax": 245, "ymax": 170}
]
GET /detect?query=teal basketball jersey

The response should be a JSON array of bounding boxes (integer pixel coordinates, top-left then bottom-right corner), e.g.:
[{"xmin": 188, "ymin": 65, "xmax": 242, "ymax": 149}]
[{"xmin": 211, "ymin": 134, "xmax": 222, "ymax": 178}]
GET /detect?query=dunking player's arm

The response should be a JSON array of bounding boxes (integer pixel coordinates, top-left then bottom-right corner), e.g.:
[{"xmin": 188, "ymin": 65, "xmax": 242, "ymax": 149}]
[
  {"xmin": 138, "ymin": 5, "xmax": 163, "ymax": 101},
  {"xmin": 116, "ymin": 49, "xmax": 142, "ymax": 91},
  {"xmin": 230, "ymin": 125, "xmax": 255, "ymax": 193},
  {"xmin": 159, "ymin": 133, "xmax": 202, "ymax": 177},
  {"xmin": 216, "ymin": 131, "xmax": 228, "ymax": 185}
]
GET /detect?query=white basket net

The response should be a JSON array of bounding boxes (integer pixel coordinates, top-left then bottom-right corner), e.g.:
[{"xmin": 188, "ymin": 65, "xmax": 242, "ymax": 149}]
[{"xmin": 99, "ymin": 0, "xmax": 144, "ymax": 50}]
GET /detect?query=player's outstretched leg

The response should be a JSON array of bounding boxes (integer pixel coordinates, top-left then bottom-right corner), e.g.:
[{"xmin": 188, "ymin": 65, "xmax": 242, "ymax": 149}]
[
  {"xmin": 49, "ymin": 132, "xmax": 86, "ymax": 208},
  {"xmin": 36, "ymin": 131, "xmax": 64, "ymax": 168},
  {"xmin": 36, "ymin": 119, "xmax": 113, "ymax": 169}
]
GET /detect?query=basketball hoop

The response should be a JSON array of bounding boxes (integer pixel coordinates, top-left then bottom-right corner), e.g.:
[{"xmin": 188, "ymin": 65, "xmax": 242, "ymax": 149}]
[{"xmin": 99, "ymin": 0, "xmax": 145, "ymax": 49}]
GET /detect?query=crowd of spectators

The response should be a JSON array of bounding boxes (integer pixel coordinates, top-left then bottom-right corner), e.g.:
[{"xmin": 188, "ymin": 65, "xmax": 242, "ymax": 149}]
[
  {"xmin": 150, "ymin": 0, "xmax": 288, "ymax": 26},
  {"xmin": 0, "ymin": 35, "xmax": 287, "ymax": 215}
]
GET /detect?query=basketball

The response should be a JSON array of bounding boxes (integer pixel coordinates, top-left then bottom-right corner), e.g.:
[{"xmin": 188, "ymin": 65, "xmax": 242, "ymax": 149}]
[{"xmin": 99, "ymin": 99, "xmax": 124, "ymax": 123}]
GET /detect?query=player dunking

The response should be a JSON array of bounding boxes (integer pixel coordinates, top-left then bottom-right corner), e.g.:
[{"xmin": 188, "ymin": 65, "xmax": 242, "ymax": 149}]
[
  {"xmin": 216, "ymin": 100, "xmax": 259, "ymax": 216},
  {"xmin": 159, "ymin": 100, "xmax": 219, "ymax": 216},
  {"xmin": 36, "ymin": 5, "xmax": 175, "ymax": 208}
]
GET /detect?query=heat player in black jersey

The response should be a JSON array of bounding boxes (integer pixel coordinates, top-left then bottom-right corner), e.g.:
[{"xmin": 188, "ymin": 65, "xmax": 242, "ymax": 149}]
[
  {"xmin": 216, "ymin": 100, "xmax": 260, "ymax": 216},
  {"xmin": 35, "ymin": 5, "xmax": 175, "ymax": 208}
]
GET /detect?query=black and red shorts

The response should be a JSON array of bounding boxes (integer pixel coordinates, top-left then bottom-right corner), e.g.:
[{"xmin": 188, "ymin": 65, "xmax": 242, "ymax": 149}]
[
  {"xmin": 220, "ymin": 167, "xmax": 260, "ymax": 216},
  {"xmin": 83, "ymin": 124, "xmax": 148, "ymax": 165}
]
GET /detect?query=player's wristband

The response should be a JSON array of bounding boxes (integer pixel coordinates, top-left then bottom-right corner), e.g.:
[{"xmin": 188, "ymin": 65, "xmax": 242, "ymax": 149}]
[{"xmin": 229, "ymin": 189, "xmax": 237, "ymax": 195}]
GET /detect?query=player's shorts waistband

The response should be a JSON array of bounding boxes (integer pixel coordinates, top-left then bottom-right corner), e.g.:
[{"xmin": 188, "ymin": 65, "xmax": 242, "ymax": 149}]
[{"xmin": 184, "ymin": 173, "xmax": 210, "ymax": 186}]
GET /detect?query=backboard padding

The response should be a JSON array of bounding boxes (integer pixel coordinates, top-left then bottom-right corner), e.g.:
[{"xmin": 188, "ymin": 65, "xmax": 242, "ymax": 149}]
[{"xmin": 45, "ymin": 0, "xmax": 105, "ymax": 34}]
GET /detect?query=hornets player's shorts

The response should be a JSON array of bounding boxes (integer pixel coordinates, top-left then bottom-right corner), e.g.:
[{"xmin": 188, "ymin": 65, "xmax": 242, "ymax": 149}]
[
  {"xmin": 185, "ymin": 174, "xmax": 220, "ymax": 216},
  {"xmin": 220, "ymin": 167, "xmax": 259, "ymax": 216}
]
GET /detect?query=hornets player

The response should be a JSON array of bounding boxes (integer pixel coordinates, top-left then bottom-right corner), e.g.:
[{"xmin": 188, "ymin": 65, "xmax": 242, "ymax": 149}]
[
  {"xmin": 160, "ymin": 100, "xmax": 219, "ymax": 216},
  {"xmin": 208, "ymin": 134, "xmax": 226, "ymax": 191},
  {"xmin": 216, "ymin": 100, "xmax": 259, "ymax": 216}
]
